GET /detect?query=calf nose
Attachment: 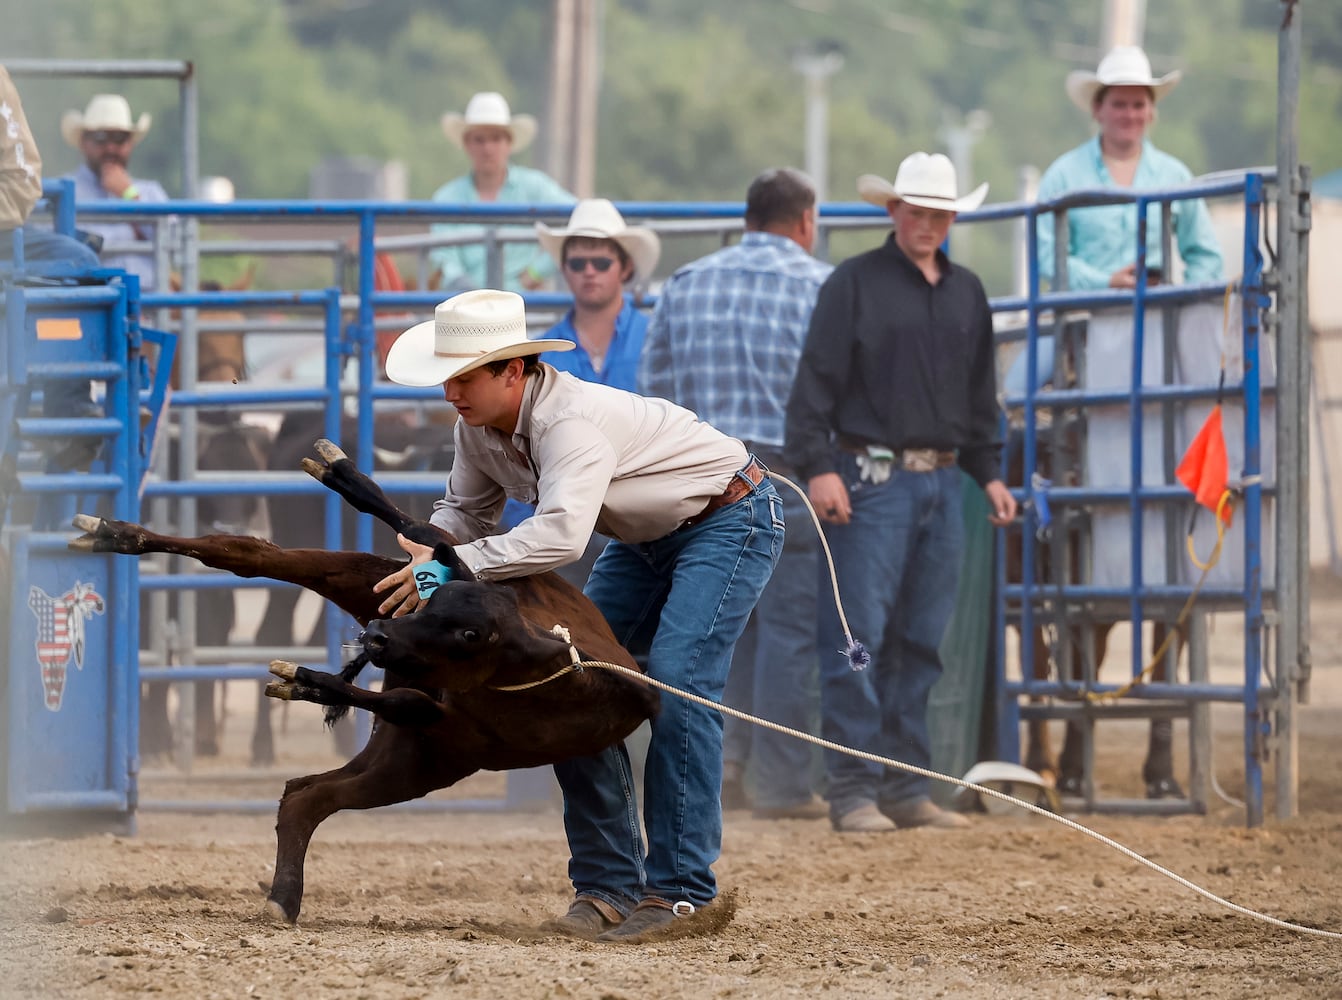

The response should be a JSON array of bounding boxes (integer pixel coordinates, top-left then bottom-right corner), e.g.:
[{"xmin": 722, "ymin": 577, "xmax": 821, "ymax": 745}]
[{"xmin": 362, "ymin": 622, "xmax": 388, "ymax": 656}]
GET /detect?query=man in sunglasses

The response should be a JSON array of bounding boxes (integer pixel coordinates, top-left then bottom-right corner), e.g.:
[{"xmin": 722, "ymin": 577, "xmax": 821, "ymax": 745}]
[
  {"xmin": 497, "ymin": 200, "xmax": 663, "ymax": 586},
  {"xmin": 534, "ymin": 199, "xmax": 661, "ymax": 394},
  {"xmin": 60, "ymin": 94, "xmax": 169, "ymax": 289}
]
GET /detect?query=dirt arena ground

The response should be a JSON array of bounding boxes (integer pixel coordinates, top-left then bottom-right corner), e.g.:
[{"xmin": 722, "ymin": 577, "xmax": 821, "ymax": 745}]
[{"xmin": 4, "ymin": 577, "xmax": 1341, "ymax": 999}]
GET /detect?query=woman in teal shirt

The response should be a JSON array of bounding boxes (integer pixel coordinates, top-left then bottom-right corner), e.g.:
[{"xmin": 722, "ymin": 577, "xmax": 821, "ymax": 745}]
[
  {"xmin": 1035, "ymin": 46, "xmax": 1223, "ymax": 292},
  {"xmin": 429, "ymin": 92, "xmax": 575, "ymax": 293}
]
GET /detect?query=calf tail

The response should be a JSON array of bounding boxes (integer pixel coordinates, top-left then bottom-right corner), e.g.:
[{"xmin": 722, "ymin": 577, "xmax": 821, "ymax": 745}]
[{"xmin": 323, "ymin": 648, "xmax": 371, "ymax": 728}]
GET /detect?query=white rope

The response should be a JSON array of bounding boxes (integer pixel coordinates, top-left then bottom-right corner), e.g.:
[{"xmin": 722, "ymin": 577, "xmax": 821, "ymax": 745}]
[
  {"xmin": 577, "ymin": 656, "xmax": 1341, "ymax": 942},
  {"xmin": 766, "ymin": 471, "xmax": 868, "ymax": 668}
]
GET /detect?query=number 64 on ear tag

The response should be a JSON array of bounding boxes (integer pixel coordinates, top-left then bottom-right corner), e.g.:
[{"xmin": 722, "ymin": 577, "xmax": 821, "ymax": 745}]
[{"xmin": 414, "ymin": 560, "xmax": 454, "ymax": 599}]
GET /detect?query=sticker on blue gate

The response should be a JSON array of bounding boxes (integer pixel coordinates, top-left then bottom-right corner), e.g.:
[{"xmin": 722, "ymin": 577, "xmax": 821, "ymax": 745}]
[{"xmin": 27, "ymin": 581, "xmax": 106, "ymax": 711}]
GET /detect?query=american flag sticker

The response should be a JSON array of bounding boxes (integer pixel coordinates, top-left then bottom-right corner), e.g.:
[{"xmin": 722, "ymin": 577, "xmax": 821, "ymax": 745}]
[{"xmin": 28, "ymin": 581, "xmax": 106, "ymax": 712}]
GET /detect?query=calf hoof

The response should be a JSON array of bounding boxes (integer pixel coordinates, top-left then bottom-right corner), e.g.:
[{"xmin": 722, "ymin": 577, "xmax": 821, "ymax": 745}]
[
  {"xmin": 67, "ymin": 514, "xmax": 108, "ymax": 552},
  {"xmin": 269, "ymin": 660, "xmax": 299, "ymax": 682},
  {"xmin": 260, "ymin": 898, "xmax": 298, "ymax": 926},
  {"xmin": 1146, "ymin": 777, "xmax": 1184, "ymax": 800},
  {"xmin": 312, "ymin": 438, "xmax": 349, "ymax": 465},
  {"xmin": 72, "ymin": 513, "xmax": 103, "ymax": 534},
  {"xmin": 265, "ymin": 681, "xmax": 296, "ymax": 701}
]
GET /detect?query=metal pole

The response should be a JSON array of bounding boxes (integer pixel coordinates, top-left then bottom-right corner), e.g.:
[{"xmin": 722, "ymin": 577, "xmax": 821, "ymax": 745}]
[
  {"xmin": 791, "ymin": 43, "xmax": 844, "ymax": 206},
  {"xmin": 571, "ymin": 0, "xmax": 601, "ymax": 199},
  {"xmin": 1101, "ymin": 0, "xmax": 1147, "ymax": 50},
  {"xmin": 544, "ymin": 0, "xmax": 576, "ymax": 189},
  {"xmin": 1273, "ymin": 0, "xmax": 1305, "ymax": 821}
]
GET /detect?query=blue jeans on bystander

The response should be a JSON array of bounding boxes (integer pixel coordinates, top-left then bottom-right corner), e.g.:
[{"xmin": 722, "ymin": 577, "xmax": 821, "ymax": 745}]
[
  {"xmin": 553, "ymin": 473, "xmax": 784, "ymax": 914},
  {"xmin": 721, "ymin": 480, "xmax": 821, "ymax": 809},
  {"xmin": 817, "ymin": 454, "xmax": 964, "ymax": 821}
]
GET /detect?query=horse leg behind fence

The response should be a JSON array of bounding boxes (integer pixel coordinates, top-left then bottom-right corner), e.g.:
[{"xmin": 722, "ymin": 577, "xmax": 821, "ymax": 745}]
[{"xmin": 1009, "ymin": 426, "xmax": 1188, "ymax": 801}]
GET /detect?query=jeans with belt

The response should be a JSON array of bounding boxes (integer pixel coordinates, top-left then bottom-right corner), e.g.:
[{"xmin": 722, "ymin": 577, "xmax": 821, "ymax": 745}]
[
  {"xmin": 817, "ymin": 452, "xmax": 964, "ymax": 817},
  {"xmin": 553, "ymin": 475, "xmax": 784, "ymax": 912}
]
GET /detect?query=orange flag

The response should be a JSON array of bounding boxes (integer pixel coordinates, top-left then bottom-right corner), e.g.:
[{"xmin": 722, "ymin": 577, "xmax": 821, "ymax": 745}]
[{"xmin": 1176, "ymin": 405, "xmax": 1233, "ymax": 525}]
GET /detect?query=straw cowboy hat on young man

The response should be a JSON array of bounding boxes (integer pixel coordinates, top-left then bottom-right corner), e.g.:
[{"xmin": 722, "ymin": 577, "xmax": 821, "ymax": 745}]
[
  {"xmin": 856, "ymin": 151, "xmax": 988, "ymax": 214},
  {"xmin": 60, "ymin": 94, "xmax": 152, "ymax": 148},
  {"xmin": 535, "ymin": 199, "xmax": 661, "ymax": 283},
  {"xmin": 441, "ymin": 92, "xmax": 537, "ymax": 152},
  {"xmin": 1064, "ymin": 45, "xmax": 1181, "ymax": 112},
  {"xmin": 384, "ymin": 288, "xmax": 572, "ymax": 388}
]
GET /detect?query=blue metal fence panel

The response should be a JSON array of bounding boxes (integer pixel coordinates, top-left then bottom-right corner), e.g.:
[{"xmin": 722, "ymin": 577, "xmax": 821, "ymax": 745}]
[{"xmin": 2, "ymin": 273, "xmax": 141, "ymax": 820}]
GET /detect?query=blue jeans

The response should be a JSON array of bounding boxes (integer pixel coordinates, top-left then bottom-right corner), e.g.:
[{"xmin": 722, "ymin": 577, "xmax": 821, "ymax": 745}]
[
  {"xmin": 722, "ymin": 481, "xmax": 820, "ymax": 808},
  {"xmin": 553, "ymin": 474, "xmax": 784, "ymax": 912},
  {"xmin": 818, "ymin": 455, "xmax": 964, "ymax": 817},
  {"xmin": 0, "ymin": 223, "xmax": 100, "ymax": 274}
]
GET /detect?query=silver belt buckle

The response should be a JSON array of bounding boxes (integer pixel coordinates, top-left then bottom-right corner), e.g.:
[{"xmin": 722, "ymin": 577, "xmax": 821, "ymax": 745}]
[{"xmin": 902, "ymin": 449, "xmax": 938, "ymax": 473}]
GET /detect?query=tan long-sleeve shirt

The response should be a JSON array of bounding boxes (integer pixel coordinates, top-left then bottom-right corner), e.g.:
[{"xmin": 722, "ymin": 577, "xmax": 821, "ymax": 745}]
[
  {"xmin": 431, "ymin": 365, "xmax": 748, "ymax": 580},
  {"xmin": 0, "ymin": 65, "xmax": 43, "ymax": 230}
]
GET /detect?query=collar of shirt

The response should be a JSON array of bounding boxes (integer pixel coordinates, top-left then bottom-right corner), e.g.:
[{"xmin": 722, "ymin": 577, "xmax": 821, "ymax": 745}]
[
  {"xmin": 879, "ymin": 231, "xmax": 952, "ymax": 285},
  {"xmin": 551, "ymin": 295, "xmax": 640, "ymax": 368},
  {"xmin": 1085, "ymin": 135, "xmax": 1159, "ymax": 186}
]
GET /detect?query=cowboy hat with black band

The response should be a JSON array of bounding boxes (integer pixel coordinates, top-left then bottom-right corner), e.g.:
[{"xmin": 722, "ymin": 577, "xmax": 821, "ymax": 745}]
[{"xmin": 384, "ymin": 289, "xmax": 573, "ymax": 388}]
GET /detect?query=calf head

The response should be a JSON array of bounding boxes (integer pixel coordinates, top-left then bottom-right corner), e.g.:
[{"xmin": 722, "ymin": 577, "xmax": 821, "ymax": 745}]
[{"xmin": 359, "ymin": 580, "xmax": 573, "ymax": 691}]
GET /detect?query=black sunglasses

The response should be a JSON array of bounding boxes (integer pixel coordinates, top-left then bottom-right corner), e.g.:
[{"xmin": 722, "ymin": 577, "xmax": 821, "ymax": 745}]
[
  {"xmin": 565, "ymin": 256, "xmax": 617, "ymax": 274},
  {"xmin": 86, "ymin": 130, "xmax": 133, "ymax": 145}
]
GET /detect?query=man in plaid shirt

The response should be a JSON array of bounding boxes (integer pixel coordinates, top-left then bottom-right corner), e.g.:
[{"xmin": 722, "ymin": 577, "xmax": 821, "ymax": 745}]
[{"xmin": 640, "ymin": 168, "xmax": 832, "ymax": 820}]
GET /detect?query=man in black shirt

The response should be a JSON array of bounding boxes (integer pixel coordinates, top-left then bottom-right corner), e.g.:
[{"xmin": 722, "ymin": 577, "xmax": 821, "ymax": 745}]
[{"xmin": 785, "ymin": 152, "xmax": 1017, "ymax": 833}]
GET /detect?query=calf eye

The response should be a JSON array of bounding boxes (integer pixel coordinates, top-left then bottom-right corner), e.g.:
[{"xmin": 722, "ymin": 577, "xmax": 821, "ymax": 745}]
[{"xmin": 460, "ymin": 629, "xmax": 481, "ymax": 644}]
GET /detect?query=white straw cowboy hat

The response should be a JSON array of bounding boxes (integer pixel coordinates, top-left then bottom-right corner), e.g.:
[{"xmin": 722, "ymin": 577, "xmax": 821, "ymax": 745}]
[
  {"xmin": 535, "ymin": 199, "xmax": 662, "ymax": 282},
  {"xmin": 857, "ymin": 151, "xmax": 988, "ymax": 213},
  {"xmin": 60, "ymin": 94, "xmax": 152, "ymax": 148},
  {"xmin": 384, "ymin": 289, "xmax": 573, "ymax": 387},
  {"xmin": 1065, "ymin": 45, "xmax": 1182, "ymax": 113},
  {"xmin": 441, "ymin": 92, "xmax": 537, "ymax": 152}
]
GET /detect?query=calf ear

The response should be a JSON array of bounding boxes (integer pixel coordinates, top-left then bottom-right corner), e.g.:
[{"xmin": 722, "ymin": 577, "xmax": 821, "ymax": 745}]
[
  {"xmin": 431, "ymin": 541, "xmax": 476, "ymax": 582},
  {"xmin": 400, "ymin": 520, "xmax": 476, "ymax": 581}
]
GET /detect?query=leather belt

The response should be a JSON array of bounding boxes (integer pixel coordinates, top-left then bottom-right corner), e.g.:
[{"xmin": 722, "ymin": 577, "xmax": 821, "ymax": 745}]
[
  {"xmin": 682, "ymin": 458, "xmax": 766, "ymax": 529},
  {"xmin": 897, "ymin": 448, "xmax": 957, "ymax": 472},
  {"xmin": 838, "ymin": 439, "xmax": 956, "ymax": 473}
]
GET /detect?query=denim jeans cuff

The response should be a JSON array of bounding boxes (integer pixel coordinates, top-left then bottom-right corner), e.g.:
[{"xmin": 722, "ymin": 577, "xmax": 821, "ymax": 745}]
[{"xmin": 575, "ymin": 889, "xmax": 640, "ymax": 919}]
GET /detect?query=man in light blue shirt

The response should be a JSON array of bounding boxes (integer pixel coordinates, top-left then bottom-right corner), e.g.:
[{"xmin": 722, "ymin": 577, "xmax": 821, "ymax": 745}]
[
  {"xmin": 60, "ymin": 94, "xmax": 170, "ymax": 290},
  {"xmin": 429, "ymin": 92, "xmax": 574, "ymax": 293},
  {"xmin": 641, "ymin": 168, "xmax": 833, "ymax": 821}
]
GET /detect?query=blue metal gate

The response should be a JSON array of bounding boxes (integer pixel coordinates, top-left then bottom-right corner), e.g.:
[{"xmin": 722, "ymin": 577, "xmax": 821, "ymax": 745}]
[{"xmin": 1, "ymin": 273, "xmax": 151, "ymax": 830}]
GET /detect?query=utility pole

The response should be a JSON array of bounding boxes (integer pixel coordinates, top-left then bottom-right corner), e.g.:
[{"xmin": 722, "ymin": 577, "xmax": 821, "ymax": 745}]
[
  {"xmin": 571, "ymin": 0, "xmax": 600, "ymax": 197},
  {"xmin": 545, "ymin": 0, "xmax": 601, "ymax": 196},
  {"xmin": 1101, "ymin": 0, "xmax": 1147, "ymax": 50},
  {"xmin": 545, "ymin": 0, "xmax": 576, "ymax": 188},
  {"xmin": 791, "ymin": 40, "xmax": 845, "ymax": 206},
  {"xmin": 939, "ymin": 107, "xmax": 991, "ymax": 262}
]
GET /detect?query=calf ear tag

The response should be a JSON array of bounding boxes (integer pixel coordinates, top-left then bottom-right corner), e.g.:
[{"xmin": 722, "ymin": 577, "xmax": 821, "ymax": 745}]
[{"xmin": 414, "ymin": 560, "xmax": 454, "ymax": 599}]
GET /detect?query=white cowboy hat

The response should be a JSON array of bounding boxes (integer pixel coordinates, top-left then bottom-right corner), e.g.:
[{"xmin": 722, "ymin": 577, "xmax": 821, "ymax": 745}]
[
  {"xmin": 441, "ymin": 91, "xmax": 537, "ymax": 152},
  {"xmin": 384, "ymin": 289, "xmax": 573, "ymax": 387},
  {"xmin": 60, "ymin": 94, "xmax": 152, "ymax": 148},
  {"xmin": 857, "ymin": 151, "xmax": 988, "ymax": 213},
  {"xmin": 951, "ymin": 761, "xmax": 1061, "ymax": 816},
  {"xmin": 1065, "ymin": 45, "xmax": 1182, "ymax": 113},
  {"xmin": 535, "ymin": 199, "xmax": 662, "ymax": 283}
]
